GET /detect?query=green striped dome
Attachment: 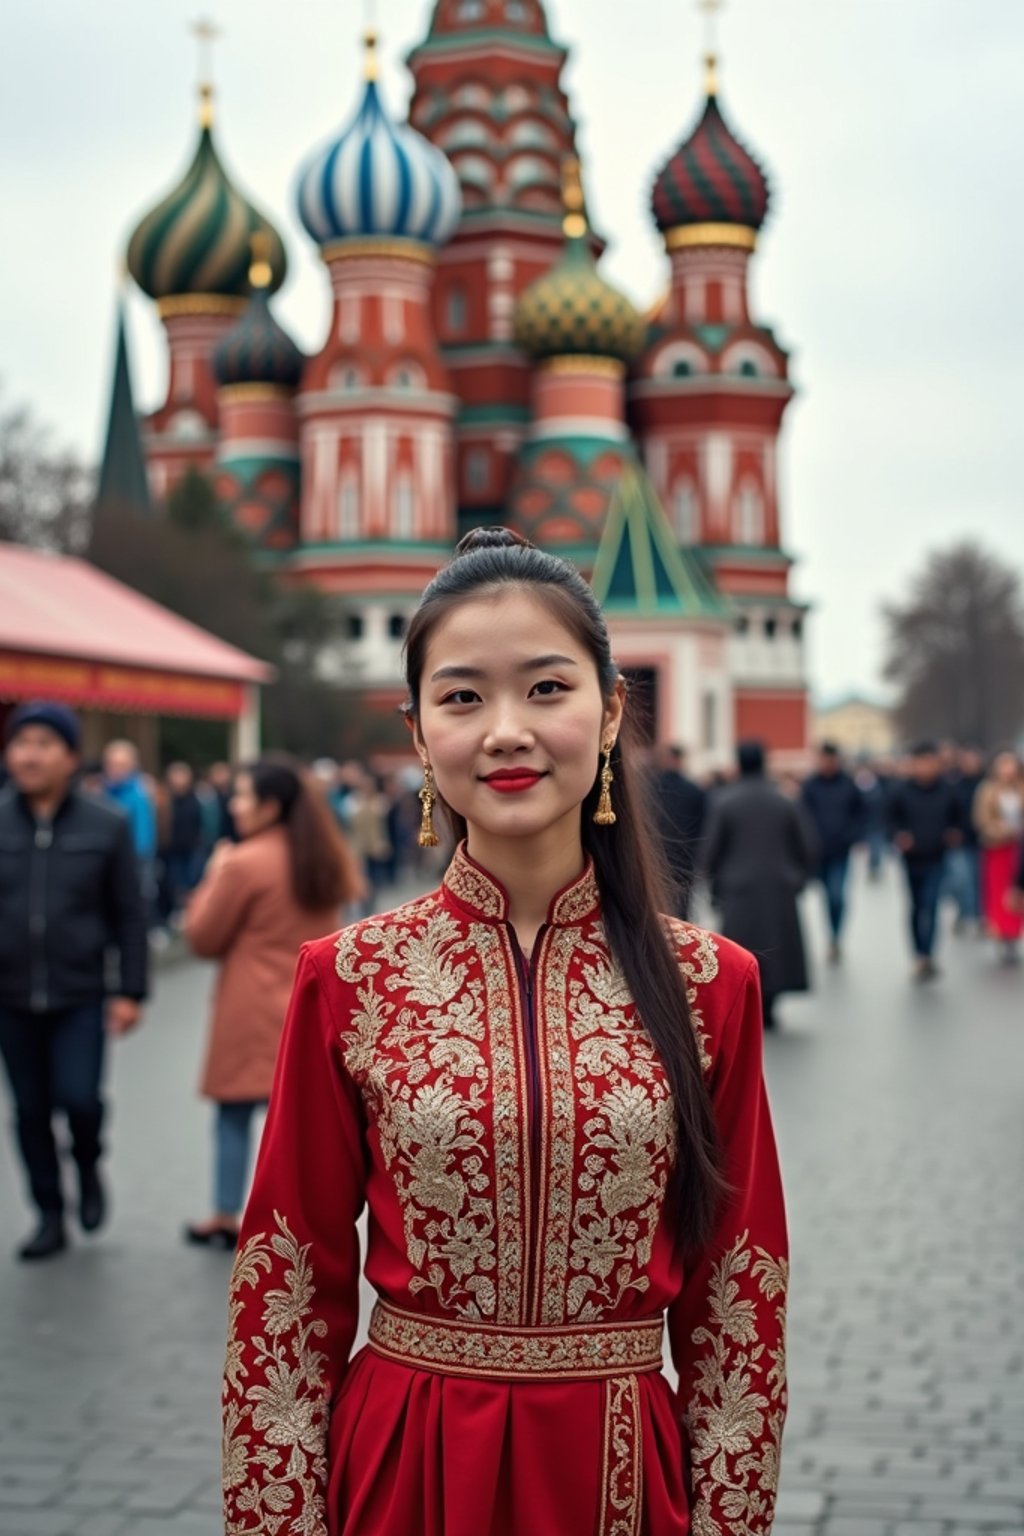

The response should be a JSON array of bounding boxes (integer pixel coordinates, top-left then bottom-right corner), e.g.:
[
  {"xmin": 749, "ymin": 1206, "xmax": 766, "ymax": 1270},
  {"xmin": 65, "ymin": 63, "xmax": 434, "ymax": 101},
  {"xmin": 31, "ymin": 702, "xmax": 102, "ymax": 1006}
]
[
  {"xmin": 127, "ymin": 122, "xmax": 287, "ymax": 303},
  {"xmin": 514, "ymin": 232, "xmax": 644, "ymax": 364}
]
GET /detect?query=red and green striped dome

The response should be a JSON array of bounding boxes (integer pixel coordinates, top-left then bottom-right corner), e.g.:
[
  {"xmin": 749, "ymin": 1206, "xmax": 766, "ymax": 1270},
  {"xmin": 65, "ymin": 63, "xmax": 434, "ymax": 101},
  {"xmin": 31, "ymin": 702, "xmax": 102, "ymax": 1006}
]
[{"xmin": 651, "ymin": 90, "xmax": 769, "ymax": 237}]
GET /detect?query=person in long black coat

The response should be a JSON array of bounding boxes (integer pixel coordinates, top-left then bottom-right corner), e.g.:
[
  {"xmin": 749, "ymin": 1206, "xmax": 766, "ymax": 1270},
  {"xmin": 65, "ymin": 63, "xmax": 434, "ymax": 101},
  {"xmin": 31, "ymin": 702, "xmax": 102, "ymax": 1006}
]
[
  {"xmin": 649, "ymin": 744, "xmax": 707, "ymax": 919},
  {"xmin": 703, "ymin": 740, "xmax": 818, "ymax": 1029}
]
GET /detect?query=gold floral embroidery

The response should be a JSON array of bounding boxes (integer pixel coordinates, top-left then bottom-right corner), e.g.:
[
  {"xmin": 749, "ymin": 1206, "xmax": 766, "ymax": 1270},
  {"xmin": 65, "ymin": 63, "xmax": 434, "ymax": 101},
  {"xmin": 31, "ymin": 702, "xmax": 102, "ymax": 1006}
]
[
  {"xmin": 536, "ymin": 924, "xmax": 577, "ymax": 1324},
  {"xmin": 222, "ymin": 1212, "xmax": 331, "ymax": 1535},
  {"xmin": 469, "ymin": 922, "xmax": 526, "ymax": 1322},
  {"xmin": 550, "ymin": 864, "xmax": 601, "ymax": 924},
  {"xmin": 671, "ymin": 920, "xmax": 719, "ymax": 1072},
  {"xmin": 684, "ymin": 1231, "xmax": 788, "ymax": 1536},
  {"xmin": 548, "ymin": 935, "xmax": 677, "ymax": 1324},
  {"xmin": 334, "ymin": 901, "xmax": 524, "ymax": 1322},
  {"xmin": 367, "ymin": 1299, "xmax": 663, "ymax": 1380},
  {"xmin": 599, "ymin": 1375, "xmax": 644, "ymax": 1536},
  {"xmin": 443, "ymin": 845, "xmax": 507, "ymax": 918}
]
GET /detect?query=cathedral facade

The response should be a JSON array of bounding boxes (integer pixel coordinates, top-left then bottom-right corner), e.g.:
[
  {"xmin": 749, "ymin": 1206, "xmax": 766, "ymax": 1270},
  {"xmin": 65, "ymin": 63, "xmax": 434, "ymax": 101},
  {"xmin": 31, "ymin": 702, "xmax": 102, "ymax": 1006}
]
[{"xmin": 122, "ymin": 1, "xmax": 809, "ymax": 768}]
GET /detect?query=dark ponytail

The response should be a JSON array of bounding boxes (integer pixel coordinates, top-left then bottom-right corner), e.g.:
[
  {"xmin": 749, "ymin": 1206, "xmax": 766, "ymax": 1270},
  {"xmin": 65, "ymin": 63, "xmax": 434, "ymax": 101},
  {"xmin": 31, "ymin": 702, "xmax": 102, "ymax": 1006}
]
[
  {"xmin": 245, "ymin": 753, "xmax": 362, "ymax": 913},
  {"xmin": 404, "ymin": 527, "xmax": 724, "ymax": 1253}
]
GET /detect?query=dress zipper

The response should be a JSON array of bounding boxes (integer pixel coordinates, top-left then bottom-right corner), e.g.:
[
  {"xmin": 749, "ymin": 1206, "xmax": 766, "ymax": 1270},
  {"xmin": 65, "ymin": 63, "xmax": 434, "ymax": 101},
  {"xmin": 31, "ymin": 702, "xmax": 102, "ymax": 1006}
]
[{"xmin": 509, "ymin": 925, "xmax": 546, "ymax": 1322}]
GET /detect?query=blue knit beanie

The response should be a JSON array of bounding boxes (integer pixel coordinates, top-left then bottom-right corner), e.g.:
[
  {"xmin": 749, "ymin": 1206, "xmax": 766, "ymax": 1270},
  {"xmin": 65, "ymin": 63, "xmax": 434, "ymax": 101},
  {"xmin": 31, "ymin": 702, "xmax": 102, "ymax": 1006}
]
[{"xmin": 5, "ymin": 700, "xmax": 82, "ymax": 753}]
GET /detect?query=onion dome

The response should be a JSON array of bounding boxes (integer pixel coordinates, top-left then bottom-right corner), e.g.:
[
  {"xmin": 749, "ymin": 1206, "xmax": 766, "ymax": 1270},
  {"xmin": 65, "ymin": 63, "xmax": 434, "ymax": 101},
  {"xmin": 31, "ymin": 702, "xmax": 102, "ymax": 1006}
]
[
  {"xmin": 213, "ymin": 239, "xmax": 304, "ymax": 390},
  {"xmin": 295, "ymin": 31, "xmax": 461, "ymax": 252},
  {"xmin": 651, "ymin": 55, "xmax": 769, "ymax": 241},
  {"xmin": 514, "ymin": 161, "xmax": 644, "ymax": 364},
  {"xmin": 127, "ymin": 85, "xmax": 287, "ymax": 305}
]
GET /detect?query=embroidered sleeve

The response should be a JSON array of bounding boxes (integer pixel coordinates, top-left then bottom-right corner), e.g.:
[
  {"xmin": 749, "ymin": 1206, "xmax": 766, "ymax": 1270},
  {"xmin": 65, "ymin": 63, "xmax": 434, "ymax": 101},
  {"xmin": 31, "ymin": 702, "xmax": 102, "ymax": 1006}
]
[
  {"xmin": 667, "ymin": 956, "xmax": 788, "ymax": 1536},
  {"xmin": 222, "ymin": 946, "xmax": 366, "ymax": 1535}
]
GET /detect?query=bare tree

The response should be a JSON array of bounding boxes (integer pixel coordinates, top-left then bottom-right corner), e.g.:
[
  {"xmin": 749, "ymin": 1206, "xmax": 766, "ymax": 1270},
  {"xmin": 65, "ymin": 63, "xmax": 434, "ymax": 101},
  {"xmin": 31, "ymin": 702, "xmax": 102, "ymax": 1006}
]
[
  {"xmin": 0, "ymin": 387, "xmax": 93, "ymax": 552},
  {"xmin": 883, "ymin": 541, "xmax": 1024, "ymax": 748}
]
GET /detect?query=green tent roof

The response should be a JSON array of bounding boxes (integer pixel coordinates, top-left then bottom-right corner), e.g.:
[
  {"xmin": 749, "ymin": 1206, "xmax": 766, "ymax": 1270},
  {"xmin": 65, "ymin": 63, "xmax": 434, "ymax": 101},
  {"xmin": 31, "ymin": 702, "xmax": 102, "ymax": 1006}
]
[{"xmin": 591, "ymin": 464, "xmax": 725, "ymax": 619}]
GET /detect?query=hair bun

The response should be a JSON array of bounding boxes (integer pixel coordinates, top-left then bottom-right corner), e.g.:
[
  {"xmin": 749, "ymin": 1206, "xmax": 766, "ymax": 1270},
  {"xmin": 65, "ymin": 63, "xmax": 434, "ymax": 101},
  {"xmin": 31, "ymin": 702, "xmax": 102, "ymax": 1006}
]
[{"xmin": 453, "ymin": 526, "xmax": 535, "ymax": 558}]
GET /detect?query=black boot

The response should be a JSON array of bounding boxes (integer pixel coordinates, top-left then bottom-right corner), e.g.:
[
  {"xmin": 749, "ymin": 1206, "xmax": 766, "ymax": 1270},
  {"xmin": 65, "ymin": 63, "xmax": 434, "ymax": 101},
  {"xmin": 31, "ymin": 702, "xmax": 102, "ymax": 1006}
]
[
  {"xmin": 17, "ymin": 1213, "xmax": 67, "ymax": 1262},
  {"xmin": 78, "ymin": 1165, "xmax": 107, "ymax": 1233}
]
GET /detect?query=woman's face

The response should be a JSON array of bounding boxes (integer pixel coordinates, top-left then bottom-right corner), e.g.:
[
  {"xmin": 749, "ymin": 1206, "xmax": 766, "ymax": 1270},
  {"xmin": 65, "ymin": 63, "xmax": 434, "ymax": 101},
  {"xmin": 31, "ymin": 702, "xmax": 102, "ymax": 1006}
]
[
  {"xmin": 994, "ymin": 753, "xmax": 1020, "ymax": 786},
  {"xmin": 229, "ymin": 773, "xmax": 279, "ymax": 839},
  {"xmin": 412, "ymin": 588, "xmax": 623, "ymax": 850}
]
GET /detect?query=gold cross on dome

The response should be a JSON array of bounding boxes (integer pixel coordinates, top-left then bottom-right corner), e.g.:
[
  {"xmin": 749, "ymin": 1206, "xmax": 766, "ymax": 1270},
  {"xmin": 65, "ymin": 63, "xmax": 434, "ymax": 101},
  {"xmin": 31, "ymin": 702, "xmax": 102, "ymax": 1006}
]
[
  {"xmin": 191, "ymin": 17, "xmax": 221, "ymax": 125},
  {"xmin": 697, "ymin": 0, "xmax": 724, "ymax": 94}
]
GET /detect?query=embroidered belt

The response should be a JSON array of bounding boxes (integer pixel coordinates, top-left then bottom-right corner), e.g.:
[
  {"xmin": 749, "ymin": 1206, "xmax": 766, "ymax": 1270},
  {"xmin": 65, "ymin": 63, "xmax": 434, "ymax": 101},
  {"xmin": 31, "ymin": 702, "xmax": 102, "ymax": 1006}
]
[{"xmin": 367, "ymin": 1299, "xmax": 664, "ymax": 1383}]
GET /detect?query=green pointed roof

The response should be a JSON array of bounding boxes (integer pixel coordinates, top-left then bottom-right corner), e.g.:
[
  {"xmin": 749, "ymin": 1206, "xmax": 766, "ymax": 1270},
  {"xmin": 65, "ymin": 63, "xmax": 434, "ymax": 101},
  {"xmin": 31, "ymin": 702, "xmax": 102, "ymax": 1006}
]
[
  {"xmin": 591, "ymin": 465, "xmax": 725, "ymax": 619},
  {"xmin": 94, "ymin": 300, "xmax": 152, "ymax": 515}
]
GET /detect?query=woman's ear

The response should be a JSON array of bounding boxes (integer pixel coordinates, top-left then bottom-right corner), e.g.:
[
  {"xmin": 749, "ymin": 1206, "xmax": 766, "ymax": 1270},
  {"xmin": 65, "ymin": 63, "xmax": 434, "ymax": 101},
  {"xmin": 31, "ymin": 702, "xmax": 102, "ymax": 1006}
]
[
  {"xmin": 404, "ymin": 710, "xmax": 428, "ymax": 764},
  {"xmin": 603, "ymin": 678, "xmax": 626, "ymax": 748}
]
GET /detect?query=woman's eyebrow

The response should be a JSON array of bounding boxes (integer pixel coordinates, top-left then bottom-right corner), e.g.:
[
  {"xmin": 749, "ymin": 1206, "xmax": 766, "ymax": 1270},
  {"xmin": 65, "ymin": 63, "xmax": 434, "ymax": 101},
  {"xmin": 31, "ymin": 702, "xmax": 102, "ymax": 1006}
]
[{"xmin": 429, "ymin": 655, "xmax": 579, "ymax": 684}]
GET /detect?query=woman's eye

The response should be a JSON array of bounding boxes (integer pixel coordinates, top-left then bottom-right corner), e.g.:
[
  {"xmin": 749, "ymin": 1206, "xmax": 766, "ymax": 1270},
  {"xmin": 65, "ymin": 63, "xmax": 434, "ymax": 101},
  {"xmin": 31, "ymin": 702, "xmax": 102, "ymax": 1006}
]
[
  {"xmin": 442, "ymin": 689, "xmax": 480, "ymax": 706},
  {"xmin": 530, "ymin": 679, "xmax": 568, "ymax": 697}
]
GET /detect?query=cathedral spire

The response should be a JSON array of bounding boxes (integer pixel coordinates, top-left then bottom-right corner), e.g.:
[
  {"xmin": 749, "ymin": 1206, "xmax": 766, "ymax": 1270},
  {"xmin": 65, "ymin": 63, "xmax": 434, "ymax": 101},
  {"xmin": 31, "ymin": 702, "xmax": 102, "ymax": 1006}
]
[{"xmin": 94, "ymin": 297, "xmax": 152, "ymax": 517}]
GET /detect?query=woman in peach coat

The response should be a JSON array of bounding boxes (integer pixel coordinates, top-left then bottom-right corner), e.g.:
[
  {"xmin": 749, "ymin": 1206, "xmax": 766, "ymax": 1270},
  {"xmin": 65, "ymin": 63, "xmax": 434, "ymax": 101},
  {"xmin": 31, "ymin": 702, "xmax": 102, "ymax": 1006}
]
[{"xmin": 184, "ymin": 755, "xmax": 362, "ymax": 1248}]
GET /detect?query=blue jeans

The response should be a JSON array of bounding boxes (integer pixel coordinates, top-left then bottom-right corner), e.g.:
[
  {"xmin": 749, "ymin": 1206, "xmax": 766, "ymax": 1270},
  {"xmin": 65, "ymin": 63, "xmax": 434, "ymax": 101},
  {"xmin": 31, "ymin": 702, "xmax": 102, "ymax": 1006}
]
[
  {"xmin": 818, "ymin": 853, "xmax": 851, "ymax": 941},
  {"xmin": 944, "ymin": 846, "xmax": 981, "ymax": 923},
  {"xmin": 904, "ymin": 859, "xmax": 944, "ymax": 958},
  {"xmin": 0, "ymin": 1002, "xmax": 106, "ymax": 1215},
  {"xmin": 215, "ymin": 1101, "xmax": 265, "ymax": 1216}
]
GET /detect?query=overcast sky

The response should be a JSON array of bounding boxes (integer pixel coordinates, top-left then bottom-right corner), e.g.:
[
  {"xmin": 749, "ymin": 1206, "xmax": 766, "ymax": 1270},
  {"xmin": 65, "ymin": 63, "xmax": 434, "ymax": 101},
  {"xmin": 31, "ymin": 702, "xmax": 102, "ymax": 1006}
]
[{"xmin": 3, "ymin": 0, "xmax": 1022, "ymax": 702}]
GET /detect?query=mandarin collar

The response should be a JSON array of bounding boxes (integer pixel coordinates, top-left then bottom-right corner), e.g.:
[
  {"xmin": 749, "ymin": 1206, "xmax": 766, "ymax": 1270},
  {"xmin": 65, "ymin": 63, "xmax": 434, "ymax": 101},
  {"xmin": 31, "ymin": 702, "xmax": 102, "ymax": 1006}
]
[{"xmin": 441, "ymin": 842, "xmax": 600, "ymax": 927}]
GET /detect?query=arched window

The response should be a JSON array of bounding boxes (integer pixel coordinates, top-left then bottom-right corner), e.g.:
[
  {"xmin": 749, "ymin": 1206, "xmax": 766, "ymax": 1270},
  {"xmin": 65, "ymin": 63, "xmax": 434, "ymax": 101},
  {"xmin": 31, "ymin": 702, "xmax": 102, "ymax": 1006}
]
[
  {"xmin": 505, "ymin": 0, "xmax": 528, "ymax": 20},
  {"xmin": 446, "ymin": 285, "xmax": 468, "ymax": 336},
  {"xmin": 672, "ymin": 479, "xmax": 699, "ymax": 543},
  {"xmin": 388, "ymin": 613, "xmax": 408, "ymax": 640},
  {"xmin": 457, "ymin": 0, "xmax": 486, "ymax": 20},
  {"xmin": 393, "ymin": 476, "xmax": 415, "ymax": 539},
  {"xmin": 739, "ymin": 359, "xmax": 759, "ymax": 378},
  {"xmin": 672, "ymin": 359, "xmax": 693, "ymax": 379},
  {"xmin": 735, "ymin": 481, "xmax": 764, "ymax": 545},
  {"xmin": 339, "ymin": 478, "xmax": 360, "ymax": 540},
  {"xmin": 330, "ymin": 364, "xmax": 362, "ymax": 392}
]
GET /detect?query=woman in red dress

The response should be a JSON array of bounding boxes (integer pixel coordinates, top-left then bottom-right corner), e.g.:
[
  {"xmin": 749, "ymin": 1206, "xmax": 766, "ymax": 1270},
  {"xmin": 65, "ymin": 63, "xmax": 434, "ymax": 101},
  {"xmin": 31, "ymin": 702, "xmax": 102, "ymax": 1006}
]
[
  {"xmin": 973, "ymin": 751, "xmax": 1024, "ymax": 961},
  {"xmin": 222, "ymin": 530, "xmax": 788, "ymax": 1536}
]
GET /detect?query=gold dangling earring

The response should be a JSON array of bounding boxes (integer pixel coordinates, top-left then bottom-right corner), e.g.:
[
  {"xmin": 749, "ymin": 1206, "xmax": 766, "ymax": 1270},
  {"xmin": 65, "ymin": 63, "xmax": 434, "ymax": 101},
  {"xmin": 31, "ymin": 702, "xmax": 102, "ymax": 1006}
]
[
  {"xmin": 418, "ymin": 763, "xmax": 440, "ymax": 848},
  {"xmin": 593, "ymin": 742, "xmax": 617, "ymax": 827}
]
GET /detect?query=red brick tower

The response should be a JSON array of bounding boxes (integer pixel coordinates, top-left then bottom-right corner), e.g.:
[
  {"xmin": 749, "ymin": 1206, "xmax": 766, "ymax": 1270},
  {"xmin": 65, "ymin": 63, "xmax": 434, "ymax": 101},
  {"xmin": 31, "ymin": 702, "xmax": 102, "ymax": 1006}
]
[
  {"xmin": 407, "ymin": 0, "xmax": 585, "ymax": 530},
  {"xmin": 631, "ymin": 48, "xmax": 809, "ymax": 758}
]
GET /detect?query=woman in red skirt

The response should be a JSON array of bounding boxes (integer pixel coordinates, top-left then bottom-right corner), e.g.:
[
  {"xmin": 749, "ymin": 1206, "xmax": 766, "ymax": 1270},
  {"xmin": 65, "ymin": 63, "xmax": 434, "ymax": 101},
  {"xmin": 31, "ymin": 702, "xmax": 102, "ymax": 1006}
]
[
  {"xmin": 222, "ymin": 530, "xmax": 788, "ymax": 1536},
  {"xmin": 973, "ymin": 751, "xmax": 1024, "ymax": 962}
]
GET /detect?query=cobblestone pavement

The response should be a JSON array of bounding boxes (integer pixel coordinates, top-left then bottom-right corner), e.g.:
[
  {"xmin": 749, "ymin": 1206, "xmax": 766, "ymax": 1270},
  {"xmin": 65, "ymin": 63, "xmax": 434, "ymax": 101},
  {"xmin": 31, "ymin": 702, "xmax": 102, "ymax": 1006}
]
[{"xmin": 0, "ymin": 860, "xmax": 1022, "ymax": 1536}]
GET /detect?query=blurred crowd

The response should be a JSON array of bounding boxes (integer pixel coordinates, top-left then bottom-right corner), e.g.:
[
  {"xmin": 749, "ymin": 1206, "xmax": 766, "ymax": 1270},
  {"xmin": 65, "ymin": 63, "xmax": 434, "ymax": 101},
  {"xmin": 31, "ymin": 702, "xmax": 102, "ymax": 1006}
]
[
  {"xmin": 649, "ymin": 736, "xmax": 1024, "ymax": 1029},
  {"xmin": 3, "ymin": 697, "xmax": 1023, "ymax": 1263}
]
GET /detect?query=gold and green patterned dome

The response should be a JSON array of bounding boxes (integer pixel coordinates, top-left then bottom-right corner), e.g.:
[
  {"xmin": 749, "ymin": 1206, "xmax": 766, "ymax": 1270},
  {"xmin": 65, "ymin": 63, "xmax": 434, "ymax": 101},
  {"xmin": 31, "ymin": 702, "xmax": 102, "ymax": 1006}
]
[
  {"xmin": 514, "ymin": 161, "xmax": 644, "ymax": 365},
  {"xmin": 126, "ymin": 87, "xmax": 287, "ymax": 307}
]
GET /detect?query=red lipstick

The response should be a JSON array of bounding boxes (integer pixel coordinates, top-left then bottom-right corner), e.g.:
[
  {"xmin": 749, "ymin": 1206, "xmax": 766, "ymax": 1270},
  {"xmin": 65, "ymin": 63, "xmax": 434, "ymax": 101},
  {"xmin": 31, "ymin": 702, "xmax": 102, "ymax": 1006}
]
[{"xmin": 483, "ymin": 769, "xmax": 545, "ymax": 794}]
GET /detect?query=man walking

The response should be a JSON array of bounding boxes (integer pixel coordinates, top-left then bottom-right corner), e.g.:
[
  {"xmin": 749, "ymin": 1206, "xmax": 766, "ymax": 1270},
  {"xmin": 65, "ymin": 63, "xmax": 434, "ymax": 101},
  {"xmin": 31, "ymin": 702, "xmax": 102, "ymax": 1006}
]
[
  {"xmin": 0, "ymin": 702, "xmax": 147, "ymax": 1260},
  {"xmin": 703, "ymin": 740, "xmax": 818, "ymax": 1030},
  {"xmin": 650, "ymin": 744, "xmax": 707, "ymax": 919},
  {"xmin": 888, "ymin": 742, "xmax": 962, "ymax": 981},
  {"xmin": 801, "ymin": 742, "xmax": 864, "ymax": 963}
]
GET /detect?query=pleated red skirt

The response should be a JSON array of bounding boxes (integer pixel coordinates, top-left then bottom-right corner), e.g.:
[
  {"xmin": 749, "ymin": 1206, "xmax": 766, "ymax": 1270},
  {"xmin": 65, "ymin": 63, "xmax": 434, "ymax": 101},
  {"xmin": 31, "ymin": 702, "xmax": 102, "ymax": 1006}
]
[{"xmin": 326, "ymin": 1348, "xmax": 692, "ymax": 1536}]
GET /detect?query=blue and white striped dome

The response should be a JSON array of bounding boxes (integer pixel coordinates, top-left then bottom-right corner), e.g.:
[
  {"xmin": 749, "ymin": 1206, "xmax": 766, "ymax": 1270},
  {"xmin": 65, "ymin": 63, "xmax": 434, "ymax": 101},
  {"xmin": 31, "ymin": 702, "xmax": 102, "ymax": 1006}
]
[{"xmin": 295, "ymin": 44, "xmax": 462, "ymax": 252}]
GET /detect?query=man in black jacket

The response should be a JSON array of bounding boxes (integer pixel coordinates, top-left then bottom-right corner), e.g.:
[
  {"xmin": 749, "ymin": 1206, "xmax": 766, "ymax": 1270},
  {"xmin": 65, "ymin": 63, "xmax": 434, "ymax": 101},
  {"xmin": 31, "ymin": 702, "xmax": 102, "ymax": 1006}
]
[
  {"xmin": 888, "ymin": 742, "xmax": 963, "ymax": 981},
  {"xmin": 650, "ymin": 744, "xmax": 707, "ymax": 919},
  {"xmin": 0, "ymin": 702, "xmax": 147, "ymax": 1260},
  {"xmin": 801, "ymin": 742, "xmax": 865, "ymax": 963}
]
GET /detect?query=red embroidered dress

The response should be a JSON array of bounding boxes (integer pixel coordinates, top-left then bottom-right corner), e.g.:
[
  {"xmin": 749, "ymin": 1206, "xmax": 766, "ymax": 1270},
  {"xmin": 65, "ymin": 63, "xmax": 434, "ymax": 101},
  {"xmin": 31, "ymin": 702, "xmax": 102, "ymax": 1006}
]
[{"xmin": 223, "ymin": 845, "xmax": 788, "ymax": 1536}]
